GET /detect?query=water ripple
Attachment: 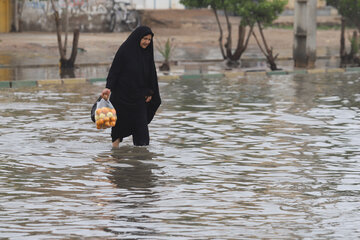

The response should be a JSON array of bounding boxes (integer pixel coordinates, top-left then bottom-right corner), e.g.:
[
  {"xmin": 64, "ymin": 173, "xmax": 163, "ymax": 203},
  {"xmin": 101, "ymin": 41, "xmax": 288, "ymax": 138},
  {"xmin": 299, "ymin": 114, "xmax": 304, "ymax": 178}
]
[{"xmin": 1, "ymin": 73, "xmax": 360, "ymax": 239}]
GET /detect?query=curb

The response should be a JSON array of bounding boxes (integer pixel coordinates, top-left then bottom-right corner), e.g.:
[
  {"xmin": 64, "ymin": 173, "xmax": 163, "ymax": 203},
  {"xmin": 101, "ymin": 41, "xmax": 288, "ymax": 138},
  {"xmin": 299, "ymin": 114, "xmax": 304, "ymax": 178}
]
[
  {"xmin": 158, "ymin": 75, "xmax": 180, "ymax": 81},
  {"xmin": 0, "ymin": 78, "xmax": 92, "ymax": 88},
  {"xmin": 2, "ymin": 67, "xmax": 360, "ymax": 89},
  {"xmin": 37, "ymin": 79, "xmax": 63, "ymax": 85}
]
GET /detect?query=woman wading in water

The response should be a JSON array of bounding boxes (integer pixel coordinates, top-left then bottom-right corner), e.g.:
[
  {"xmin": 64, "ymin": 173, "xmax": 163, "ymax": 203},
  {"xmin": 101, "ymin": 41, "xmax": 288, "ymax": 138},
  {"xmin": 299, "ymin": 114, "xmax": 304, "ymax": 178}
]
[{"xmin": 101, "ymin": 26, "xmax": 161, "ymax": 147}]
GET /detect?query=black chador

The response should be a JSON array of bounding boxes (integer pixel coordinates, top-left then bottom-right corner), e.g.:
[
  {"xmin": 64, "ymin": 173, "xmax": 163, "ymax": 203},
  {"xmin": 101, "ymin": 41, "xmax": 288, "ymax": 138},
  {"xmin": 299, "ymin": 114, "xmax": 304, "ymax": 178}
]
[{"xmin": 105, "ymin": 26, "xmax": 161, "ymax": 146}]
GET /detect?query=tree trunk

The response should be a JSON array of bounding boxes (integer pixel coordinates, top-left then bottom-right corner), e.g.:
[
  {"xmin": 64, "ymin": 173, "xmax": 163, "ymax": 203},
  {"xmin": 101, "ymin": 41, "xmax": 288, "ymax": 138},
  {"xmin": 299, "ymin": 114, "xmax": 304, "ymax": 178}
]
[
  {"xmin": 60, "ymin": 68, "xmax": 76, "ymax": 78},
  {"xmin": 51, "ymin": 0, "xmax": 65, "ymax": 59},
  {"xmin": 11, "ymin": 0, "xmax": 25, "ymax": 32},
  {"xmin": 212, "ymin": 7, "xmax": 226, "ymax": 59},
  {"xmin": 64, "ymin": 0, "xmax": 69, "ymax": 56},
  {"xmin": 340, "ymin": 17, "xmax": 346, "ymax": 67},
  {"xmin": 210, "ymin": 1, "xmax": 253, "ymax": 68},
  {"xmin": 233, "ymin": 23, "xmax": 253, "ymax": 60},
  {"xmin": 223, "ymin": 8, "xmax": 232, "ymax": 59},
  {"xmin": 159, "ymin": 61, "xmax": 170, "ymax": 71},
  {"xmin": 11, "ymin": 0, "xmax": 18, "ymax": 32},
  {"xmin": 224, "ymin": 18, "xmax": 253, "ymax": 67},
  {"xmin": 50, "ymin": 0, "xmax": 80, "ymax": 70},
  {"xmin": 60, "ymin": 29, "xmax": 80, "ymax": 68},
  {"xmin": 253, "ymin": 21, "xmax": 279, "ymax": 71}
]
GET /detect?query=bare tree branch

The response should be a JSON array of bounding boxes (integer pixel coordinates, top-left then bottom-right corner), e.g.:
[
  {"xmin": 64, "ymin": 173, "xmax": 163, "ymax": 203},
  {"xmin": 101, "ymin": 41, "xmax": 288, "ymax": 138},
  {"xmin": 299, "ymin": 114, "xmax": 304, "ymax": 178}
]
[
  {"xmin": 257, "ymin": 21, "xmax": 272, "ymax": 57},
  {"xmin": 64, "ymin": 0, "xmax": 69, "ymax": 56},
  {"xmin": 253, "ymin": 21, "xmax": 278, "ymax": 70},
  {"xmin": 69, "ymin": 29, "xmax": 80, "ymax": 63},
  {"xmin": 50, "ymin": 0, "xmax": 65, "ymax": 59},
  {"xmin": 222, "ymin": 0, "xmax": 232, "ymax": 58},
  {"xmin": 233, "ymin": 23, "xmax": 254, "ymax": 59},
  {"xmin": 212, "ymin": 7, "xmax": 226, "ymax": 59}
]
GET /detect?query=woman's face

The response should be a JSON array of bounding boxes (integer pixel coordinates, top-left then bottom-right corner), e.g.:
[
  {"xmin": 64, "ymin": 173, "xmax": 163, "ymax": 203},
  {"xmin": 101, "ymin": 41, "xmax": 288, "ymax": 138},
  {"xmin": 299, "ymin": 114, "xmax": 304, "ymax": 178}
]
[{"xmin": 140, "ymin": 34, "xmax": 152, "ymax": 49}]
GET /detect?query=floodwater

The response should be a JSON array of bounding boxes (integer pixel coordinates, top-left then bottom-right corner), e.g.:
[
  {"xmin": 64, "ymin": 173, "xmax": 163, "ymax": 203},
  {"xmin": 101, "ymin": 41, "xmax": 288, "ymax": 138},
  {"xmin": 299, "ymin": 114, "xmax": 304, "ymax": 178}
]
[
  {"xmin": 0, "ymin": 45, "xmax": 340, "ymax": 82},
  {"xmin": 1, "ymin": 72, "xmax": 360, "ymax": 239},
  {"xmin": 0, "ymin": 64, "xmax": 110, "ymax": 82}
]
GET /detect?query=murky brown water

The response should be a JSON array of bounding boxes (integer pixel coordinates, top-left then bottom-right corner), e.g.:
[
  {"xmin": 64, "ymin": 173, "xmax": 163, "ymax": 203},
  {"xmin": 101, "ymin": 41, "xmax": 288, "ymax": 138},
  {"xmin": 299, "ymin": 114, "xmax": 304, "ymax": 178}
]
[
  {"xmin": 0, "ymin": 47, "xmax": 340, "ymax": 82},
  {"xmin": 1, "ymin": 73, "xmax": 360, "ymax": 239}
]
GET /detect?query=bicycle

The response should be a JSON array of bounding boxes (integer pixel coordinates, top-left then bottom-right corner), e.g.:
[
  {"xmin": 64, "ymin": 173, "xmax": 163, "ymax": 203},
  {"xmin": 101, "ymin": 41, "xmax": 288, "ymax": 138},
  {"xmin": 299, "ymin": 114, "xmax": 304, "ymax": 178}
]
[{"xmin": 108, "ymin": 0, "xmax": 141, "ymax": 32}]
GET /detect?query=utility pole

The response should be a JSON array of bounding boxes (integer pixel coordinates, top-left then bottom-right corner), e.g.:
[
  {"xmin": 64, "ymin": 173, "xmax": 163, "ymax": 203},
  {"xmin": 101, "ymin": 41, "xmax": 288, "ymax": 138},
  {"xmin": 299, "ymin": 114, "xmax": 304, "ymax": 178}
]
[{"xmin": 293, "ymin": 0, "xmax": 317, "ymax": 68}]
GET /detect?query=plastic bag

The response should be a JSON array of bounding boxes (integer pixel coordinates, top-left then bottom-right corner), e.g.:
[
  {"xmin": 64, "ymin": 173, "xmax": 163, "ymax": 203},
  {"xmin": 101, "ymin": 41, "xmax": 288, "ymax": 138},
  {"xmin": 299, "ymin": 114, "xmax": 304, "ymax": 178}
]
[
  {"xmin": 94, "ymin": 98, "xmax": 117, "ymax": 129},
  {"xmin": 91, "ymin": 96, "xmax": 102, "ymax": 123}
]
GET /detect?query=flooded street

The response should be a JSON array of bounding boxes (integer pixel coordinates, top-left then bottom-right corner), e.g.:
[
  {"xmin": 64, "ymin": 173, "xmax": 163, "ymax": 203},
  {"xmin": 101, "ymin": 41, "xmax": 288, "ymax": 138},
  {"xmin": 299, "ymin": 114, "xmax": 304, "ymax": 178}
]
[
  {"xmin": 1, "ymin": 72, "xmax": 360, "ymax": 239},
  {"xmin": 0, "ymin": 46, "xmax": 340, "ymax": 82}
]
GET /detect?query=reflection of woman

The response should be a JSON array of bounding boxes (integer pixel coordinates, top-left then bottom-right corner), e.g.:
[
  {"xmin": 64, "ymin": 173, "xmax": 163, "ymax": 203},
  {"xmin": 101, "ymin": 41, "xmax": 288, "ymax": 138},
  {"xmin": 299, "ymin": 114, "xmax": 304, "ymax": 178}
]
[
  {"xmin": 101, "ymin": 26, "xmax": 161, "ymax": 147},
  {"xmin": 107, "ymin": 147, "xmax": 159, "ymax": 190}
]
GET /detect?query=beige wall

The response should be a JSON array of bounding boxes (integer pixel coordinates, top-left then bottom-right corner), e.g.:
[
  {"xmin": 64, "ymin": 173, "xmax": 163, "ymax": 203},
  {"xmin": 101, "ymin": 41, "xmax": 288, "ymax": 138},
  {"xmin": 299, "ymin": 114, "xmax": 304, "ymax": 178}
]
[{"xmin": 286, "ymin": 0, "xmax": 327, "ymax": 9}]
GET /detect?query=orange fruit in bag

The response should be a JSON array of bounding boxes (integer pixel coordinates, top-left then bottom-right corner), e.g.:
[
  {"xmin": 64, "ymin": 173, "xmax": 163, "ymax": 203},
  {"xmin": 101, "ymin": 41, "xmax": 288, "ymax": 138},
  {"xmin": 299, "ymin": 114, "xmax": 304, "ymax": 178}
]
[
  {"xmin": 95, "ymin": 106, "xmax": 117, "ymax": 129},
  {"xmin": 101, "ymin": 108, "xmax": 109, "ymax": 114}
]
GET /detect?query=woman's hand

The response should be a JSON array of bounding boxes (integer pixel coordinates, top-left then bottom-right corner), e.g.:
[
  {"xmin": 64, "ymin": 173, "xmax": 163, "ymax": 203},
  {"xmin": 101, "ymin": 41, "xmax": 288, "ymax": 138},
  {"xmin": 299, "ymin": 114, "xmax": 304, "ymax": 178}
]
[
  {"xmin": 145, "ymin": 96, "xmax": 152, "ymax": 103},
  {"xmin": 101, "ymin": 88, "xmax": 111, "ymax": 100}
]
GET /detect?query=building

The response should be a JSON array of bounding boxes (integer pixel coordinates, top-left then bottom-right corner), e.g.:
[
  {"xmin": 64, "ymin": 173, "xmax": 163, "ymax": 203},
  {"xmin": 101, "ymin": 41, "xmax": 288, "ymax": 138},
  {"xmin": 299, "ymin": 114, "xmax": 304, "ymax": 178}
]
[
  {"xmin": 130, "ymin": 0, "xmax": 184, "ymax": 9},
  {"xmin": 0, "ymin": 0, "xmax": 11, "ymax": 32},
  {"xmin": 0, "ymin": 0, "xmax": 331, "ymax": 33},
  {"xmin": 130, "ymin": 0, "xmax": 327, "ymax": 10}
]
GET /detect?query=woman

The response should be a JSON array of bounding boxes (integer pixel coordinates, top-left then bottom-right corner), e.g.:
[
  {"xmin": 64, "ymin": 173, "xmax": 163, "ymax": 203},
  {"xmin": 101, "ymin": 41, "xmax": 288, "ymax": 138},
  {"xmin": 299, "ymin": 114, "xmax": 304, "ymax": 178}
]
[{"xmin": 101, "ymin": 26, "xmax": 161, "ymax": 147}]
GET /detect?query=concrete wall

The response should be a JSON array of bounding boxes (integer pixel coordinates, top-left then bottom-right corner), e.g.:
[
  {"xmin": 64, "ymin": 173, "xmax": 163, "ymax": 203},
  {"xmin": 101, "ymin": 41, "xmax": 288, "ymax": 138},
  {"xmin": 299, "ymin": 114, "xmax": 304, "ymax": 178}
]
[
  {"xmin": 19, "ymin": 0, "xmax": 184, "ymax": 32},
  {"xmin": 18, "ymin": 0, "xmax": 330, "ymax": 32},
  {"xmin": 286, "ymin": 0, "xmax": 326, "ymax": 9},
  {"xmin": 20, "ymin": 0, "xmax": 109, "ymax": 32},
  {"xmin": 131, "ymin": 0, "xmax": 184, "ymax": 9}
]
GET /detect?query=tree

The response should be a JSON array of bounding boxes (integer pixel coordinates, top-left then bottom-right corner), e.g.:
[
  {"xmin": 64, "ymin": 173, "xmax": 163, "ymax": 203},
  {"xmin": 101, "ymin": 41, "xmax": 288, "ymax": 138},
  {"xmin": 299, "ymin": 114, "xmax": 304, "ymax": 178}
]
[
  {"xmin": 50, "ymin": 0, "xmax": 80, "ymax": 72},
  {"xmin": 328, "ymin": 0, "xmax": 360, "ymax": 31},
  {"xmin": 156, "ymin": 38, "xmax": 176, "ymax": 71},
  {"xmin": 249, "ymin": 0, "xmax": 287, "ymax": 70},
  {"xmin": 181, "ymin": 0, "xmax": 253, "ymax": 67},
  {"xmin": 327, "ymin": 0, "xmax": 360, "ymax": 67},
  {"xmin": 11, "ymin": 0, "xmax": 78, "ymax": 75},
  {"xmin": 180, "ymin": 0, "xmax": 286, "ymax": 69}
]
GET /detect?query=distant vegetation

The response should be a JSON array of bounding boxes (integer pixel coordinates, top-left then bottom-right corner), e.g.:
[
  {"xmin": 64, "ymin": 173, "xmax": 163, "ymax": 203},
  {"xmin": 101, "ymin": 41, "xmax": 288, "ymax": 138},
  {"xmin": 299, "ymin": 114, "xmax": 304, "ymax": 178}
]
[
  {"xmin": 327, "ymin": 0, "xmax": 360, "ymax": 67},
  {"xmin": 180, "ymin": 0, "xmax": 287, "ymax": 70}
]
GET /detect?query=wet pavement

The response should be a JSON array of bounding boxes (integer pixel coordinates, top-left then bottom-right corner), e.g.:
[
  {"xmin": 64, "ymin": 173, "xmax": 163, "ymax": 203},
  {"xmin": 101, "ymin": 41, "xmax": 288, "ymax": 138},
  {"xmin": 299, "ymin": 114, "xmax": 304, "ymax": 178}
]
[{"xmin": 1, "ymin": 72, "xmax": 360, "ymax": 239}]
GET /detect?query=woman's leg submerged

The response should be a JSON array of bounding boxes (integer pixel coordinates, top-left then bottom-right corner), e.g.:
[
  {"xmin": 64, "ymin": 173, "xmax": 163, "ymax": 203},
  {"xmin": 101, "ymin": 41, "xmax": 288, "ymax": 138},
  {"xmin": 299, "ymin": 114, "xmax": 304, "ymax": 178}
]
[
  {"xmin": 132, "ymin": 104, "xmax": 150, "ymax": 146},
  {"xmin": 112, "ymin": 138, "xmax": 121, "ymax": 148},
  {"xmin": 133, "ymin": 123, "xmax": 149, "ymax": 146}
]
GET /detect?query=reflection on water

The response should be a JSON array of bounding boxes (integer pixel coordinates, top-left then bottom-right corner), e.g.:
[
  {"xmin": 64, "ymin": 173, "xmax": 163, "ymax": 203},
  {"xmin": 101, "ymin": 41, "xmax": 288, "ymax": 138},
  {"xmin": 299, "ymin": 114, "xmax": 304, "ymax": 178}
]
[
  {"xmin": 96, "ymin": 146, "xmax": 160, "ymax": 190},
  {"xmin": 0, "ymin": 64, "xmax": 109, "ymax": 82},
  {"xmin": 1, "ymin": 73, "xmax": 360, "ymax": 239},
  {"xmin": 95, "ymin": 147, "xmax": 162, "ymax": 237},
  {"xmin": 0, "ymin": 49, "xmax": 342, "ymax": 82},
  {"xmin": 0, "ymin": 54, "xmax": 13, "ymax": 81}
]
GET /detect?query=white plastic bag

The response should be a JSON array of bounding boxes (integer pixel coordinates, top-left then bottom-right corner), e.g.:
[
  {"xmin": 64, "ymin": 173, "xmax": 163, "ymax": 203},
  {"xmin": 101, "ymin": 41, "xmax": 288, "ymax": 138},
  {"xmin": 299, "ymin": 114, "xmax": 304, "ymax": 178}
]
[{"xmin": 94, "ymin": 98, "xmax": 117, "ymax": 129}]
